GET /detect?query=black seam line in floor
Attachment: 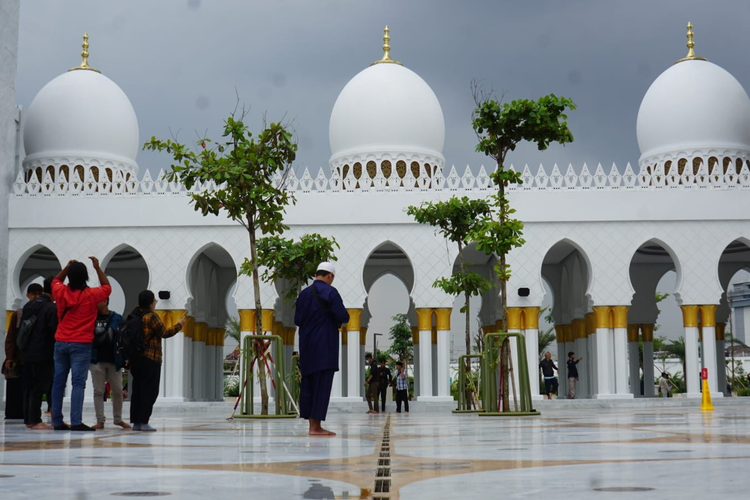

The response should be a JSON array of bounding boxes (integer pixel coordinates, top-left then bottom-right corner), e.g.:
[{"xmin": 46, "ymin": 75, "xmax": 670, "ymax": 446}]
[{"xmin": 373, "ymin": 415, "xmax": 392, "ymax": 499}]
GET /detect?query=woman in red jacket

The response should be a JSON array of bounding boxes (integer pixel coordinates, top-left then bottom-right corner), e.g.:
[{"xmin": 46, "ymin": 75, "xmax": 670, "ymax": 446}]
[{"xmin": 50, "ymin": 257, "xmax": 111, "ymax": 431}]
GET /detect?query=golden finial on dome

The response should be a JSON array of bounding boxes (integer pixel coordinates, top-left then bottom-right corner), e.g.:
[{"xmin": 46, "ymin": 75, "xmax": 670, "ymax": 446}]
[
  {"xmin": 371, "ymin": 25, "xmax": 403, "ymax": 66},
  {"xmin": 675, "ymin": 22, "xmax": 707, "ymax": 64},
  {"xmin": 69, "ymin": 32, "xmax": 101, "ymax": 73}
]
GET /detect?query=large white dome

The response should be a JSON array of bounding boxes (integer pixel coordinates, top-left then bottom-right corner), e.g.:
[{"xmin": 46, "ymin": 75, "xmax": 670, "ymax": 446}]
[
  {"xmin": 23, "ymin": 68, "xmax": 139, "ymax": 165},
  {"xmin": 636, "ymin": 59, "xmax": 750, "ymax": 165},
  {"xmin": 329, "ymin": 62, "xmax": 445, "ymax": 167}
]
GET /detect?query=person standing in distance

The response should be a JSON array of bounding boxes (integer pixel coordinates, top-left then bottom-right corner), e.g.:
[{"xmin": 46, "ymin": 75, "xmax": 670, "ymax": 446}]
[
  {"xmin": 295, "ymin": 262, "xmax": 349, "ymax": 436},
  {"xmin": 539, "ymin": 351, "xmax": 559, "ymax": 400},
  {"xmin": 566, "ymin": 351, "xmax": 583, "ymax": 399},
  {"xmin": 395, "ymin": 361, "xmax": 409, "ymax": 413}
]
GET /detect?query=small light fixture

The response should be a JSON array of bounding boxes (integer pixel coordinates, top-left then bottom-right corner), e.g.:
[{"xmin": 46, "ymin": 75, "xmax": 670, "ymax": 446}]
[{"xmin": 158, "ymin": 291, "xmax": 171, "ymax": 300}]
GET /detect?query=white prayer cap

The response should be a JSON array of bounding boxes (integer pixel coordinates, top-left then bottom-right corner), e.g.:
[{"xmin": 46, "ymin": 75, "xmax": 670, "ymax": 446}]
[{"xmin": 317, "ymin": 262, "xmax": 336, "ymax": 275}]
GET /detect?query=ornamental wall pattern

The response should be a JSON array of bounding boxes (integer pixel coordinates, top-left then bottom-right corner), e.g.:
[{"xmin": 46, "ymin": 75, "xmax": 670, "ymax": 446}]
[{"xmin": 13, "ymin": 159, "xmax": 750, "ymax": 197}]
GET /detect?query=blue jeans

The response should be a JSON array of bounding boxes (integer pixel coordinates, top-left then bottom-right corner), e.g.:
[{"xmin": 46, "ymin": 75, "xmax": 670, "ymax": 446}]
[{"xmin": 52, "ymin": 342, "xmax": 92, "ymax": 426}]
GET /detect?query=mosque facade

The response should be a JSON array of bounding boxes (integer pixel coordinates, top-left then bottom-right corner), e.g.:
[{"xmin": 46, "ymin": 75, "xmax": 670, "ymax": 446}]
[{"xmin": 3, "ymin": 16, "xmax": 750, "ymax": 406}]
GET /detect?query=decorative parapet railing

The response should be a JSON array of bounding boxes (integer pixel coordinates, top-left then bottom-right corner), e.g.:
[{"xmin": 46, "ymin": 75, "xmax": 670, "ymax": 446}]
[{"xmin": 12, "ymin": 161, "xmax": 750, "ymax": 197}]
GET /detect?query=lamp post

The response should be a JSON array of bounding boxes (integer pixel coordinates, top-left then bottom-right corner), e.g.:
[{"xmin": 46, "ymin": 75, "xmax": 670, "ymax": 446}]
[{"xmin": 373, "ymin": 333, "xmax": 382, "ymax": 360}]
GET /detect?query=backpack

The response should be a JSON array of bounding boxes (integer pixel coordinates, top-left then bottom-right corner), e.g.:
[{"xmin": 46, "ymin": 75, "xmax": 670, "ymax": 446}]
[
  {"xmin": 115, "ymin": 312, "xmax": 147, "ymax": 360},
  {"xmin": 16, "ymin": 314, "xmax": 37, "ymax": 351}
]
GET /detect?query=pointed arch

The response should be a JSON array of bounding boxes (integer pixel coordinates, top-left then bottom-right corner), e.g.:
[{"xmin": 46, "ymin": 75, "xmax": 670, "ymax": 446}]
[
  {"xmin": 540, "ymin": 238, "xmax": 593, "ymax": 298},
  {"xmin": 12, "ymin": 245, "xmax": 62, "ymax": 305},
  {"xmin": 362, "ymin": 240, "xmax": 415, "ymax": 294},
  {"xmin": 102, "ymin": 244, "xmax": 150, "ymax": 314},
  {"xmin": 186, "ymin": 243, "xmax": 238, "ymax": 324}
]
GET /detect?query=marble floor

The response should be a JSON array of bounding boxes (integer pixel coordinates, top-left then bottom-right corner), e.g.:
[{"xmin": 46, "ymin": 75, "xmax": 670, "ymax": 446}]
[{"xmin": 2, "ymin": 402, "xmax": 750, "ymax": 499}]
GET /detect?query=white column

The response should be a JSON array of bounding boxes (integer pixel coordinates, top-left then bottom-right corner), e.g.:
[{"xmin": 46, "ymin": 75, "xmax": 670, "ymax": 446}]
[
  {"xmin": 594, "ymin": 327, "xmax": 613, "ymax": 398},
  {"xmin": 417, "ymin": 330, "xmax": 433, "ymax": 400},
  {"xmin": 643, "ymin": 340, "xmax": 655, "ymax": 397},
  {"xmin": 330, "ymin": 332, "xmax": 343, "ymax": 399},
  {"xmin": 628, "ymin": 341, "xmax": 640, "ymax": 397},
  {"xmin": 184, "ymin": 333, "xmax": 193, "ymax": 400},
  {"xmin": 685, "ymin": 325, "xmax": 701, "ymax": 398},
  {"xmin": 613, "ymin": 326, "xmax": 631, "ymax": 397},
  {"xmin": 436, "ymin": 329, "xmax": 451, "ymax": 399},
  {"xmin": 204, "ymin": 341, "xmax": 215, "ymax": 400},
  {"xmin": 716, "ymin": 335, "xmax": 727, "ymax": 396},
  {"xmin": 346, "ymin": 330, "xmax": 362, "ymax": 400},
  {"xmin": 170, "ymin": 333, "xmax": 186, "ymax": 400},
  {"xmin": 508, "ymin": 329, "xmax": 522, "ymax": 404},
  {"xmin": 556, "ymin": 338, "xmax": 566, "ymax": 394},
  {"xmin": 524, "ymin": 327, "xmax": 541, "ymax": 400},
  {"xmin": 412, "ymin": 344, "xmax": 420, "ymax": 399},
  {"xmin": 589, "ymin": 332, "xmax": 597, "ymax": 396},
  {"xmin": 193, "ymin": 337, "xmax": 205, "ymax": 401},
  {"xmin": 575, "ymin": 336, "xmax": 587, "ymax": 398},
  {"xmin": 701, "ymin": 326, "xmax": 721, "ymax": 397}
]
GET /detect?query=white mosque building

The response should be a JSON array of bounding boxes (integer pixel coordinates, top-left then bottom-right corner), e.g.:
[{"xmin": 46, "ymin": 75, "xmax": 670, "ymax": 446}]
[{"xmin": 3, "ymin": 17, "xmax": 750, "ymax": 406}]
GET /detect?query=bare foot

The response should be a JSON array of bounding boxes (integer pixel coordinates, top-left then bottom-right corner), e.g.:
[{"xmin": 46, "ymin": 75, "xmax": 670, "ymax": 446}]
[
  {"xmin": 309, "ymin": 428, "xmax": 336, "ymax": 436},
  {"xmin": 31, "ymin": 422, "xmax": 50, "ymax": 430}
]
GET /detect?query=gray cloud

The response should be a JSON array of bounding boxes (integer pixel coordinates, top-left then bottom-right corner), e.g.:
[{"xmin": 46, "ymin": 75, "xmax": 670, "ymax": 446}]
[{"xmin": 16, "ymin": 0, "xmax": 750, "ymax": 175}]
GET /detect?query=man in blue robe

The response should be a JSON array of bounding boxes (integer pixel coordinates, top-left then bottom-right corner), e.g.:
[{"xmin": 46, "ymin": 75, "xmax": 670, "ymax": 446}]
[{"xmin": 295, "ymin": 262, "xmax": 349, "ymax": 436}]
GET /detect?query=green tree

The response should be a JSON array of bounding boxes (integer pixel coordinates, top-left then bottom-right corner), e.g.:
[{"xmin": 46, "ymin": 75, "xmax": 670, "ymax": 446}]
[
  {"xmin": 652, "ymin": 335, "xmax": 669, "ymax": 372},
  {"xmin": 537, "ymin": 306, "xmax": 555, "ymax": 356},
  {"xmin": 538, "ymin": 329, "xmax": 556, "ymax": 357},
  {"xmin": 388, "ymin": 313, "xmax": 414, "ymax": 365},
  {"xmin": 144, "ymin": 107, "xmax": 297, "ymax": 415},
  {"xmin": 225, "ymin": 316, "xmax": 241, "ymax": 345},
  {"xmin": 471, "ymin": 87, "xmax": 575, "ymax": 410},
  {"xmin": 638, "ymin": 292, "xmax": 670, "ymax": 372},
  {"xmin": 665, "ymin": 337, "xmax": 687, "ymax": 381},
  {"xmin": 406, "ymin": 196, "xmax": 493, "ymax": 360},
  {"xmin": 257, "ymin": 233, "xmax": 339, "ymax": 301},
  {"xmin": 224, "ymin": 316, "xmax": 242, "ymax": 374},
  {"xmin": 726, "ymin": 328, "xmax": 749, "ymax": 392}
]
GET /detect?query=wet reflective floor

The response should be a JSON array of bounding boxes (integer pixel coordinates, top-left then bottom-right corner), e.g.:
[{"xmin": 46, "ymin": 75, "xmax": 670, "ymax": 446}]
[{"xmin": 1, "ymin": 403, "xmax": 750, "ymax": 499}]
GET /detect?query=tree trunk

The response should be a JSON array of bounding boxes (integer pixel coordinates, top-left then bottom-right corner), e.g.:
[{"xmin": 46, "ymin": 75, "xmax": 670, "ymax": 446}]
[
  {"xmin": 248, "ymin": 221, "xmax": 269, "ymax": 415},
  {"xmin": 498, "ymin": 180, "xmax": 510, "ymax": 411}
]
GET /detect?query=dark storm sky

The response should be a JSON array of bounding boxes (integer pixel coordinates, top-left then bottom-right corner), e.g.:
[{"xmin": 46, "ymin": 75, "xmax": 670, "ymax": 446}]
[{"xmin": 15, "ymin": 0, "xmax": 750, "ymax": 175}]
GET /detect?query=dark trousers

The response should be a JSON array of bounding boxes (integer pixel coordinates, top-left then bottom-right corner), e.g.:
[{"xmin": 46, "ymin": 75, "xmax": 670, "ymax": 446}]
[
  {"xmin": 299, "ymin": 369, "xmax": 335, "ymax": 421},
  {"xmin": 366, "ymin": 382, "xmax": 379, "ymax": 410},
  {"xmin": 130, "ymin": 357, "xmax": 161, "ymax": 424},
  {"xmin": 544, "ymin": 377, "xmax": 559, "ymax": 396},
  {"xmin": 4, "ymin": 374, "xmax": 25, "ymax": 419},
  {"xmin": 396, "ymin": 389, "xmax": 409, "ymax": 412},
  {"xmin": 379, "ymin": 385, "xmax": 388, "ymax": 411},
  {"xmin": 23, "ymin": 361, "xmax": 54, "ymax": 425}
]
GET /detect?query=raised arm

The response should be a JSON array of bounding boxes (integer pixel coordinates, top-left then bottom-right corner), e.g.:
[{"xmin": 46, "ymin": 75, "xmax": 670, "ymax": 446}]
[
  {"xmin": 145, "ymin": 312, "xmax": 186, "ymax": 339},
  {"xmin": 89, "ymin": 256, "xmax": 110, "ymax": 287},
  {"xmin": 55, "ymin": 260, "xmax": 76, "ymax": 282}
]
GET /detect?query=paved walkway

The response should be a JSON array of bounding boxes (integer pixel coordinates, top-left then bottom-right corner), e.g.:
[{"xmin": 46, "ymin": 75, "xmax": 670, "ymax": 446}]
[{"xmin": 1, "ymin": 402, "xmax": 750, "ymax": 498}]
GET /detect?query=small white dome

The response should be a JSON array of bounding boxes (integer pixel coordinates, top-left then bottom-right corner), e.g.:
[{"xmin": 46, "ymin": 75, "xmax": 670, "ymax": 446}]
[
  {"xmin": 329, "ymin": 62, "xmax": 445, "ymax": 166},
  {"xmin": 636, "ymin": 59, "xmax": 750, "ymax": 164},
  {"xmin": 23, "ymin": 69, "xmax": 139, "ymax": 164}
]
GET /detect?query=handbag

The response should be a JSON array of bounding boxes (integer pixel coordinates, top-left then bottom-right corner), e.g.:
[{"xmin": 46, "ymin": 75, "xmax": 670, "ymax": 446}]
[{"xmin": 2, "ymin": 361, "xmax": 21, "ymax": 380}]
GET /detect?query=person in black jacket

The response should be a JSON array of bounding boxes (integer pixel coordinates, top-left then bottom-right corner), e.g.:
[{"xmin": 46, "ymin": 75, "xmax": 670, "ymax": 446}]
[
  {"xmin": 377, "ymin": 358, "xmax": 392, "ymax": 412},
  {"xmin": 20, "ymin": 278, "xmax": 58, "ymax": 429},
  {"xmin": 539, "ymin": 351, "xmax": 559, "ymax": 399},
  {"xmin": 566, "ymin": 351, "xmax": 583, "ymax": 399}
]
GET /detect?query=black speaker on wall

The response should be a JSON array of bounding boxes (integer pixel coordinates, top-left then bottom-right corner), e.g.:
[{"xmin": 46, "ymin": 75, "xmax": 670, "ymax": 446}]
[
  {"xmin": 517, "ymin": 287, "xmax": 530, "ymax": 297},
  {"xmin": 158, "ymin": 291, "xmax": 171, "ymax": 300}
]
